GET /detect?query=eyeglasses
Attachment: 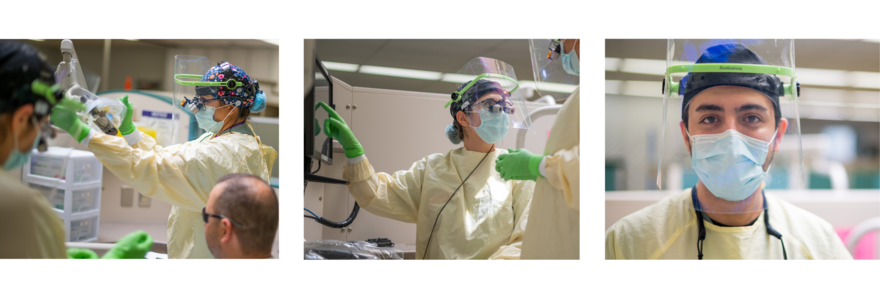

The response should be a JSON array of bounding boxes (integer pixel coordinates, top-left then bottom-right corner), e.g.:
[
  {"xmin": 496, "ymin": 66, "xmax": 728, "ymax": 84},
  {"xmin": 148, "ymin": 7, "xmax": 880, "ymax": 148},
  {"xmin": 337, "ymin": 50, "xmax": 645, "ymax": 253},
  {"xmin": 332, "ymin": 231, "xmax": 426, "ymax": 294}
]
[
  {"xmin": 202, "ymin": 207, "xmax": 243, "ymax": 228},
  {"xmin": 467, "ymin": 98, "xmax": 516, "ymax": 114}
]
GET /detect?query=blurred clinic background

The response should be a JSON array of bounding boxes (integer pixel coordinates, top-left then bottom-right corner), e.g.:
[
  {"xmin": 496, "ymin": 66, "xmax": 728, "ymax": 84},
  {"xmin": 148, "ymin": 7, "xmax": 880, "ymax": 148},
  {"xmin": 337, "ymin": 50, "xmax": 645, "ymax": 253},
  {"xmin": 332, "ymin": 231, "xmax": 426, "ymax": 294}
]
[
  {"xmin": 304, "ymin": 39, "xmax": 576, "ymax": 258},
  {"xmin": 6, "ymin": 39, "xmax": 279, "ymax": 257},
  {"xmin": 605, "ymin": 39, "xmax": 880, "ymax": 259}
]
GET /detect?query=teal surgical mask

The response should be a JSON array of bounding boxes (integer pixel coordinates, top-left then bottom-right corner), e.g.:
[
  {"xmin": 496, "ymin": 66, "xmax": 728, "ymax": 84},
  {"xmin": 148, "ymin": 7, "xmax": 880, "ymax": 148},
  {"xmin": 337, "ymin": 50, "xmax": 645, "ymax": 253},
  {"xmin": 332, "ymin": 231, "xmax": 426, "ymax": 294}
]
[
  {"xmin": 4, "ymin": 118, "xmax": 41, "ymax": 171},
  {"xmin": 560, "ymin": 40, "xmax": 579, "ymax": 76},
  {"xmin": 688, "ymin": 129, "xmax": 777, "ymax": 201},
  {"xmin": 469, "ymin": 109, "xmax": 509, "ymax": 144},
  {"xmin": 194, "ymin": 104, "xmax": 232, "ymax": 134}
]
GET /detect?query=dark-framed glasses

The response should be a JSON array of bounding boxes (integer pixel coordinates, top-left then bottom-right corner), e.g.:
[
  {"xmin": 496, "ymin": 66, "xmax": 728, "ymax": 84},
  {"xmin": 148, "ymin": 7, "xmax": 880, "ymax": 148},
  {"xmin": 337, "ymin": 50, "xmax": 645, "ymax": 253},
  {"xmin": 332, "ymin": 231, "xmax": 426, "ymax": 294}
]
[{"xmin": 202, "ymin": 207, "xmax": 243, "ymax": 228}]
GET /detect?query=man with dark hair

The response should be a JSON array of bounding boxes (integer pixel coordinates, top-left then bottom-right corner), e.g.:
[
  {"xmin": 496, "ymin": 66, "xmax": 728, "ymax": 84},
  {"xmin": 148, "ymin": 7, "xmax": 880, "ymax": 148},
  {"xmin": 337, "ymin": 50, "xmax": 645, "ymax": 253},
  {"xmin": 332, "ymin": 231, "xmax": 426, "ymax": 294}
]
[
  {"xmin": 605, "ymin": 42, "xmax": 851, "ymax": 259},
  {"xmin": 203, "ymin": 173, "xmax": 278, "ymax": 259},
  {"xmin": 0, "ymin": 41, "xmax": 68, "ymax": 258}
]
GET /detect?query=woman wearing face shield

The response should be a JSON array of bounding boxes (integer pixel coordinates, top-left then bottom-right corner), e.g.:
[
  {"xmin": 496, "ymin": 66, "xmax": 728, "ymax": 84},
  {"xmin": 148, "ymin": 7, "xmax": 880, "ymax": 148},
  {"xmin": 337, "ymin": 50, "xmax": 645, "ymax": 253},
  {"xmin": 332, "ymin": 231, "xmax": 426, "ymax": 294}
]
[
  {"xmin": 50, "ymin": 62, "xmax": 278, "ymax": 259},
  {"xmin": 318, "ymin": 78, "xmax": 535, "ymax": 260}
]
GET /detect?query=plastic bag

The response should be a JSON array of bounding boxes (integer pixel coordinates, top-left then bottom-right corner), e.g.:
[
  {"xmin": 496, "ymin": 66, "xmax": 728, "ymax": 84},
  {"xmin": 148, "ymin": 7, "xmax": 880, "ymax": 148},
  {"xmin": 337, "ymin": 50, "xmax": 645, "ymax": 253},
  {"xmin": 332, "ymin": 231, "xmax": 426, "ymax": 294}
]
[{"xmin": 304, "ymin": 240, "xmax": 403, "ymax": 260}]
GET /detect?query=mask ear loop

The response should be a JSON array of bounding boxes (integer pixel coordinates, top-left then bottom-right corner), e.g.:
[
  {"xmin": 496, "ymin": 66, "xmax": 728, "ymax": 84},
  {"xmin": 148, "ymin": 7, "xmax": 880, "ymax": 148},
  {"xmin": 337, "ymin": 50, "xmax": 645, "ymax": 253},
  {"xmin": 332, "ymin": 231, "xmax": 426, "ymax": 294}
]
[
  {"xmin": 229, "ymin": 121, "xmax": 269, "ymax": 179},
  {"xmin": 210, "ymin": 104, "xmax": 237, "ymax": 139}
]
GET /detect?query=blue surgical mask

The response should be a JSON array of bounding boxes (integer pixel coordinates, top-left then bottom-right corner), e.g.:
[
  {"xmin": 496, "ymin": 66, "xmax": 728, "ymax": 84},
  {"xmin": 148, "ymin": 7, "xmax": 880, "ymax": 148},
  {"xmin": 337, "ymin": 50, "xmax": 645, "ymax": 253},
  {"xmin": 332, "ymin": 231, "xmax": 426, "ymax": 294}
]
[
  {"xmin": 469, "ymin": 109, "xmax": 509, "ymax": 144},
  {"xmin": 689, "ymin": 129, "xmax": 776, "ymax": 201},
  {"xmin": 194, "ymin": 104, "xmax": 232, "ymax": 134},
  {"xmin": 560, "ymin": 40, "xmax": 579, "ymax": 76},
  {"xmin": 4, "ymin": 119, "xmax": 41, "ymax": 171}
]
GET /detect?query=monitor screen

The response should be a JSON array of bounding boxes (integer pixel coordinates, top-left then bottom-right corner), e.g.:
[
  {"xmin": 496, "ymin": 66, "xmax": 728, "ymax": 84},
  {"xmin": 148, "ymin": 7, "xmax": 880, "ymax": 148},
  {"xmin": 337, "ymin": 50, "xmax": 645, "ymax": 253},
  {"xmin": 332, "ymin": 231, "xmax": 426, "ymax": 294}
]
[{"xmin": 305, "ymin": 57, "xmax": 333, "ymax": 165}]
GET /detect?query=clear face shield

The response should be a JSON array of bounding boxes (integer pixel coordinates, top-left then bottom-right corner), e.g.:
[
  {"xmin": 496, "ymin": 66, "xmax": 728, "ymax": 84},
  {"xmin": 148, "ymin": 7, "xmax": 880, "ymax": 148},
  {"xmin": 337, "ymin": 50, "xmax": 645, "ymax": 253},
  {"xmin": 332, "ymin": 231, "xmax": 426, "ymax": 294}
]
[
  {"xmin": 445, "ymin": 57, "xmax": 533, "ymax": 146},
  {"xmin": 657, "ymin": 39, "xmax": 804, "ymax": 214},
  {"xmin": 528, "ymin": 39, "xmax": 580, "ymax": 101},
  {"xmin": 172, "ymin": 55, "xmax": 216, "ymax": 143}
]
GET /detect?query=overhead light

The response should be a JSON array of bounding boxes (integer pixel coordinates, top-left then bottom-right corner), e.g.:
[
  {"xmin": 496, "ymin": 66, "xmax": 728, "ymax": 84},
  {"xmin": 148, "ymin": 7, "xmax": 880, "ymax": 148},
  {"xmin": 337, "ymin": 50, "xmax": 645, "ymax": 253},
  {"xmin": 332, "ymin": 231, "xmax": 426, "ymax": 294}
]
[
  {"xmin": 28, "ymin": 39, "xmax": 44, "ymax": 42},
  {"xmin": 520, "ymin": 80, "xmax": 579, "ymax": 93},
  {"xmin": 619, "ymin": 58, "xmax": 666, "ymax": 76},
  {"xmin": 605, "ymin": 58, "xmax": 621, "ymax": 72},
  {"xmin": 861, "ymin": 39, "xmax": 880, "ymax": 43},
  {"xmin": 359, "ymin": 65, "xmax": 442, "ymax": 80},
  {"xmin": 322, "ymin": 61, "xmax": 359, "ymax": 72},
  {"xmin": 123, "ymin": 39, "xmax": 139, "ymax": 42},
  {"xmin": 441, "ymin": 73, "xmax": 477, "ymax": 83},
  {"xmin": 849, "ymin": 71, "xmax": 880, "ymax": 89},
  {"xmin": 259, "ymin": 39, "xmax": 279, "ymax": 46},
  {"xmin": 796, "ymin": 68, "xmax": 849, "ymax": 87}
]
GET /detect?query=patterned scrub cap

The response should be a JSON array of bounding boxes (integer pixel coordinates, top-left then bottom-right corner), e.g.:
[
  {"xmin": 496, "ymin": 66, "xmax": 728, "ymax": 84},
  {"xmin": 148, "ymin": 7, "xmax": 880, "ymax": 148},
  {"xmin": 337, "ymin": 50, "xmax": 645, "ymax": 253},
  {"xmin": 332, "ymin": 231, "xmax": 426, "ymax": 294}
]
[{"xmin": 199, "ymin": 61, "xmax": 260, "ymax": 109}]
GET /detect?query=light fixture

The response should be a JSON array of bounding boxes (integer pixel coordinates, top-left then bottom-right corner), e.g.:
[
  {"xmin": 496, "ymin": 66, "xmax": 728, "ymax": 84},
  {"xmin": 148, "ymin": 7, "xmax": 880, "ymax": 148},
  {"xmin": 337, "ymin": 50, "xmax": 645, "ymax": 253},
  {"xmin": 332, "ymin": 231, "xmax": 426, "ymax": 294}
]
[
  {"xmin": 123, "ymin": 39, "xmax": 139, "ymax": 42},
  {"xmin": 619, "ymin": 58, "xmax": 667, "ymax": 76},
  {"xmin": 28, "ymin": 39, "xmax": 44, "ymax": 42},
  {"xmin": 849, "ymin": 71, "xmax": 880, "ymax": 89},
  {"xmin": 796, "ymin": 68, "xmax": 849, "ymax": 87},
  {"xmin": 605, "ymin": 58, "xmax": 621, "ymax": 72},
  {"xmin": 259, "ymin": 39, "xmax": 280, "ymax": 46},
  {"xmin": 359, "ymin": 65, "xmax": 442, "ymax": 80},
  {"xmin": 322, "ymin": 61, "xmax": 359, "ymax": 72},
  {"xmin": 440, "ymin": 73, "xmax": 477, "ymax": 83},
  {"xmin": 520, "ymin": 80, "xmax": 579, "ymax": 93}
]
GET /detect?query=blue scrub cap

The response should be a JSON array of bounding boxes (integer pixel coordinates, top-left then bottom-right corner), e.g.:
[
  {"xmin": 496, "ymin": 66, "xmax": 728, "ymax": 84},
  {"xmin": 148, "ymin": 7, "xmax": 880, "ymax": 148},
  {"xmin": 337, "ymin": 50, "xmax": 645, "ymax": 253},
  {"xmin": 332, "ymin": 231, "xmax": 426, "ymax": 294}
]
[{"xmin": 680, "ymin": 43, "xmax": 783, "ymax": 127}]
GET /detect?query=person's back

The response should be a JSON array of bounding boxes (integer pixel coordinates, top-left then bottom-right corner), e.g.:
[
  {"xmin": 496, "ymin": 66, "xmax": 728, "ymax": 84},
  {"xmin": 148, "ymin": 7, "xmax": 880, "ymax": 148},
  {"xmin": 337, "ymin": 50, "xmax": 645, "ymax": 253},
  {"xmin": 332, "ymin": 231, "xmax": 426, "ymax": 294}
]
[{"xmin": 0, "ymin": 169, "xmax": 67, "ymax": 258}]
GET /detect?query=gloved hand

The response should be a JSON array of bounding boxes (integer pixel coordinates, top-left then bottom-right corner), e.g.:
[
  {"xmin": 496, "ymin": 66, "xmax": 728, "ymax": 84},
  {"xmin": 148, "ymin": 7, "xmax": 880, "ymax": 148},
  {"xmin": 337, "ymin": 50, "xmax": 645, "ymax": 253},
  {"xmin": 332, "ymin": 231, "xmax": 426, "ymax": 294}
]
[
  {"xmin": 50, "ymin": 98, "xmax": 91, "ymax": 143},
  {"xmin": 67, "ymin": 248, "xmax": 99, "ymax": 259},
  {"xmin": 316, "ymin": 102, "xmax": 364, "ymax": 158},
  {"xmin": 101, "ymin": 230, "xmax": 153, "ymax": 259},
  {"xmin": 118, "ymin": 95, "xmax": 136, "ymax": 135},
  {"xmin": 495, "ymin": 148, "xmax": 544, "ymax": 181}
]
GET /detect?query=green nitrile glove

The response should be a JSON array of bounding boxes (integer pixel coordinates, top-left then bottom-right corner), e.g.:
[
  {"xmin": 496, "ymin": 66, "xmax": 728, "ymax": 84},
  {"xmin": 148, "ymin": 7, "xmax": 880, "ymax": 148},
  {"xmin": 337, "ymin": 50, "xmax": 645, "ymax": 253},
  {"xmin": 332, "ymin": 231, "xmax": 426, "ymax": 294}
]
[
  {"xmin": 495, "ymin": 148, "xmax": 544, "ymax": 181},
  {"xmin": 315, "ymin": 102, "xmax": 364, "ymax": 158},
  {"xmin": 118, "ymin": 95, "xmax": 136, "ymax": 135},
  {"xmin": 101, "ymin": 230, "xmax": 153, "ymax": 259},
  {"xmin": 67, "ymin": 248, "xmax": 99, "ymax": 259},
  {"xmin": 50, "ymin": 98, "xmax": 91, "ymax": 143}
]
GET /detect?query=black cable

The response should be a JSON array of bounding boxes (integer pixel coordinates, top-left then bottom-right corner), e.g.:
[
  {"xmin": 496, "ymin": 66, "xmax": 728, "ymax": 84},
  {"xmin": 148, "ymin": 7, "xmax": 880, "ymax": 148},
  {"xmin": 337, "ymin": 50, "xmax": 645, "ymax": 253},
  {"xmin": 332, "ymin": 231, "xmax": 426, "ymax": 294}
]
[
  {"xmin": 309, "ymin": 203, "xmax": 360, "ymax": 228},
  {"xmin": 694, "ymin": 187, "xmax": 787, "ymax": 260},
  {"xmin": 422, "ymin": 145, "xmax": 494, "ymax": 260},
  {"xmin": 311, "ymin": 160, "xmax": 322, "ymax": 174},
  {"xmin": 781, "ymin": 240, "xmax": 787, "ymax": 260}
]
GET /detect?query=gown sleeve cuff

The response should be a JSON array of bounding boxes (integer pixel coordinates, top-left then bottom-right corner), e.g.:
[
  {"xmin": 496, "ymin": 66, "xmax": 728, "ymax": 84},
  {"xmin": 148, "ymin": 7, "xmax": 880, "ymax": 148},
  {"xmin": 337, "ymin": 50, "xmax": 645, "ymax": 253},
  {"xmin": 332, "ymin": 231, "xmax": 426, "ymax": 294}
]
[
  {"xmin": 80, "ymin": 130, "xmax": 94, "ymax": 146},
  {"xmin": 123, "ymin": 130, "xmax": 142, "ymax": 146},
  {"xmin": 346, "ymin": 154, "xmax": 366, "ymax": 164},
  {"xmin": 343, "ymin": 156, "xmax": 375, "ymax": 183},
  {"xmin": 539, "ymin": 156, "xmax": 547, "ymax": 178}
]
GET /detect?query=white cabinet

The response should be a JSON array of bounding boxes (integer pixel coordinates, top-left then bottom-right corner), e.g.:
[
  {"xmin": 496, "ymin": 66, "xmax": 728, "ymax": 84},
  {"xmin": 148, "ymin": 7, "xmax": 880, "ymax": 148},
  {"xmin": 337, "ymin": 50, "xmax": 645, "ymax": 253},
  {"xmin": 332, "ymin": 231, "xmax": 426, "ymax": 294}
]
[{"xmin": 22, "ymin": 147, "xmax": 102, "ymax": 242}]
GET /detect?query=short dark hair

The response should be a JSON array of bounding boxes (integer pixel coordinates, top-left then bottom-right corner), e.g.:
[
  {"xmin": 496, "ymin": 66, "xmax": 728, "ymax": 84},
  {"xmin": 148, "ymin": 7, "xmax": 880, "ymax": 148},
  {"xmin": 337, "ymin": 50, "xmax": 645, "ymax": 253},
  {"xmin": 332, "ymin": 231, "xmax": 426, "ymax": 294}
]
[{"xmin": 213, "ymin": 173, "xmax": 278, "ymax": 255}]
